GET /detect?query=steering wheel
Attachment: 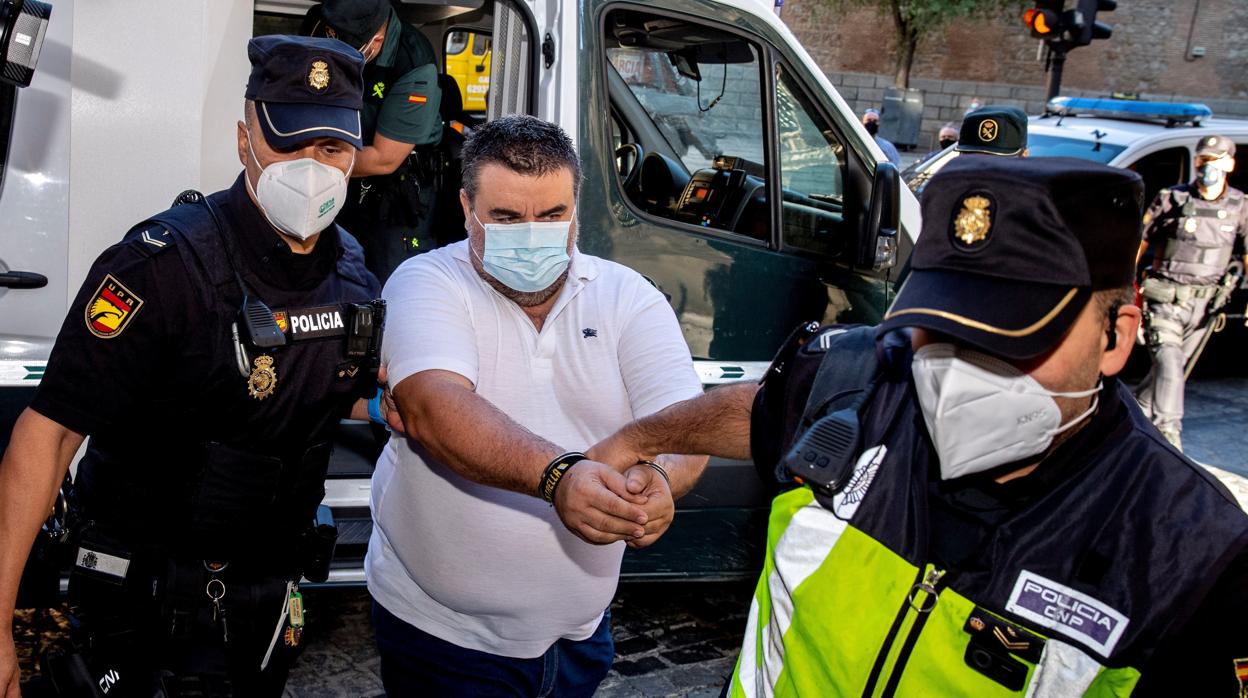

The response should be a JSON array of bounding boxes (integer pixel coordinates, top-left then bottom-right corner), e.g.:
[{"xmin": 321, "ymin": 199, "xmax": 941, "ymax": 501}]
[{"xmin": 615, "ymin": 143, "xmax": 645, "ymax": 194}]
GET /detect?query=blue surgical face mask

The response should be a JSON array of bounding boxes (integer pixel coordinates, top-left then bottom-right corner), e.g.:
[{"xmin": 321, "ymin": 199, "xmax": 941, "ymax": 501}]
[
  {"xmin": 1199, "ymin": 163, "xmax": 1226, "ymax": 188},
  {"xmin": 472, "ymin": 209, "xmax": 574, "ymax": 293}
]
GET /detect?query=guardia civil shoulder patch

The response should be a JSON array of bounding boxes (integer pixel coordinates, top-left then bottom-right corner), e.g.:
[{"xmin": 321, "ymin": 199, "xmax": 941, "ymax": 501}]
[
  {"xmin": 85, "ymin": 274, "xmax": 144, "ymax": 339},
  {"xmin": 1233, "ymin": 657, "xmax": 1248, "ymax": 697}
]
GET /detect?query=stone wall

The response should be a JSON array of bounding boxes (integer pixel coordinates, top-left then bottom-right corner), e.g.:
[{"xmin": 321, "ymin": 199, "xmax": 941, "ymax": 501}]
[{"xmin": 780, "ymin": 0, "xmax": 1248, "ymax": 150}]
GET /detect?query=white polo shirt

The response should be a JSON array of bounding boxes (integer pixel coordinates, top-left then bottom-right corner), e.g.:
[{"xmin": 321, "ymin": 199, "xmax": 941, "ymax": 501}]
[{"xmin": 367, "ymin": 240, "xmax": 702, "ymax": 658}]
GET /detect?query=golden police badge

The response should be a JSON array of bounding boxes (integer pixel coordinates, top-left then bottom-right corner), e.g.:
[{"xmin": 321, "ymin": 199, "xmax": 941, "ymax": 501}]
[
  {"xmin": 85, "ymin": 274, "xmax": 144, "ymax": 339},
  {"xmin": 954, "ymin": 195, "xmax": 993, "ymax": 246},
  {"xmin": 979, "ymin": 119, "xmax": 999, "ymax": 143},
  {"xmin": 248, "ymin": 355, "xmax": 278, "ymax": 400},
  {"xmin": 308, "ymin": 60, "xmax": 330, "ymax": 91}
]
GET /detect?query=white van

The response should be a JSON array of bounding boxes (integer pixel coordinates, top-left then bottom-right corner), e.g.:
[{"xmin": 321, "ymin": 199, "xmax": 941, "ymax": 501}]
[{"xmin": 2, "ymin": 0, "xmax": 922, "ymax": 584}]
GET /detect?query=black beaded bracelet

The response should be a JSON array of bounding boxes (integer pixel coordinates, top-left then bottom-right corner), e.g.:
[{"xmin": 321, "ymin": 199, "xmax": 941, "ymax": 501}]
[
  {"xmin": 638, "ymin": 459, "xmax": 671, "ymax": 488},
  {"xmin": 539, "ymin": 452, "xmax": 588, "ymax": 503}
]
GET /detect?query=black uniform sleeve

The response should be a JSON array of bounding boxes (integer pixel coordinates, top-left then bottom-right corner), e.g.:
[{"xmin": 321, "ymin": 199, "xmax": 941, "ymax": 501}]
[
  {"xmin": 29, "ymin": 233, "xmax": 185, "ymax": 436},
  {"xmin": 1141, "ymin": 188, "xmax": 1175, "ymax": 250},
  {"xmin": 1133, "ymin": 548, "xmax": 1248, "ymax": 696}
]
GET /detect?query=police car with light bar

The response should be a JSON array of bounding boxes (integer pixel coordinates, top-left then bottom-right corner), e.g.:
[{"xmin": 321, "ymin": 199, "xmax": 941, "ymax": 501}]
[{"xmin": 902, "ymin": 97, "xmax": 1248, "ymax": 375}]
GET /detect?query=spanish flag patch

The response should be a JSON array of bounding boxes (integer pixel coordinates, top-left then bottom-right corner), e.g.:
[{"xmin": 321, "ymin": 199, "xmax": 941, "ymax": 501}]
[
  {"xmin": 85, "ymin": 274, "xmax": 144, "ymax": 339},
  {"xmin": 408, "ymin": 94, "xmax": 427, "ymax": 104},
  {"xmin": 1235, "ymin": 657, "xmax": 1248, "ymax": 697}
]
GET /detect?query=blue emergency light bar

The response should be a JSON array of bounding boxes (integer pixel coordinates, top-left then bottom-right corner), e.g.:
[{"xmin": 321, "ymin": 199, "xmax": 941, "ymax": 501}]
[{"xmin": 1047, "ymin": 97, "xmax": 1213, "ymax": 125}]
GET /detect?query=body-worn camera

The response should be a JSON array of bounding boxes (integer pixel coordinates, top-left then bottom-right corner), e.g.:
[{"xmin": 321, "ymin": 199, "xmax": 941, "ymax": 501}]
[{"xmin": 347, "ymin": 299, "xmax": 386, "ymax": 378}]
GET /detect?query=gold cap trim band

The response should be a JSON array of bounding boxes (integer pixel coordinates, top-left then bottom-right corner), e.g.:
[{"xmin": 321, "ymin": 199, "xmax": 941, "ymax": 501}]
[{"xmin": 884, "ymin": 287, "xmax": 1081, "ymax": 338}]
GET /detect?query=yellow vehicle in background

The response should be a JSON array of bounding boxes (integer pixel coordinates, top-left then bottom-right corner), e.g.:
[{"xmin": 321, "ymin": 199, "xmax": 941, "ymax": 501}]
[{"xmin": 444, "ymin": 30, "xmax": 490, "ymax": 113}]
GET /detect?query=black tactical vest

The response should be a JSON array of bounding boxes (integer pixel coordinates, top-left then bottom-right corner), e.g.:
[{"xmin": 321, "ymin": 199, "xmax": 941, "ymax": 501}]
[
  {"xmin": 1154, "ymin": 185, "xmax": 1246, "ymax": 286},
  {"xmin": 73, "ymin": 195, "xmax": 378, "ymax": 565}
]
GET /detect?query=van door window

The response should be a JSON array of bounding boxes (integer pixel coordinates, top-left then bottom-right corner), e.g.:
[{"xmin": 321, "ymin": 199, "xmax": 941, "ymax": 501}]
[
  {"xmin": 488, "ymin": 2, "xmax": 530, "ymax": 120},
  {"xmin": 775, "ymin": 65, "xmax": 845, "ymax": 255},
  {"xmin": 604, "ymin": 9, "xmax": 769, "ymax": 241},
  {"xmin": 445, "ymin": 30, "xmax": 492, "ymax": 116},
  {"xmin": 1129, "ymin": 146, "xmax": 1190, "ymax": 205}
]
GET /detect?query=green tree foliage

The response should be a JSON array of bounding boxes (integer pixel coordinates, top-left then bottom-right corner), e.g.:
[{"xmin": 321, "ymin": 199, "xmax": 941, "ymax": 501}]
[{"xmin": 812, "ymin": 0, "xmax": 1024, "ymax": 87}]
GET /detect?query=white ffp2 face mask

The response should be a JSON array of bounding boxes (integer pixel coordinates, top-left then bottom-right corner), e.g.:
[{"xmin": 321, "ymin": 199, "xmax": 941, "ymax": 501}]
[
  {"xmin": 246, "ymin": 136, "xmax": 352, "ymax": 241},
  {"xmin": 911, "ymin": 343, "xmax": 1100, "ymax": 480}
]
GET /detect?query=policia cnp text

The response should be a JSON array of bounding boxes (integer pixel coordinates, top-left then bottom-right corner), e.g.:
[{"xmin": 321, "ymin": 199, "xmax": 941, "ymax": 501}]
[{"xmin": 0, "ymin": 37, "xmax": 391, "ymax": 697}]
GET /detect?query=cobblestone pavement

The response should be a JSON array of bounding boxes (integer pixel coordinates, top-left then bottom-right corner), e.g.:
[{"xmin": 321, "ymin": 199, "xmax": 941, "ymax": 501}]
[
  {"xmin": 16, "ymin": 378, "xmax": 1248, "ymax": 697},
  {"xmin": 281, "ymin": 582, "xmax": 754, "ymax": 698}
]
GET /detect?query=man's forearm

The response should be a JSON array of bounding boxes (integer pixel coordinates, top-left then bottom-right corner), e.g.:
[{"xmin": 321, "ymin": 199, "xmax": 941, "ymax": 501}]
[
  {"xmin": 626, "ymin": 382, "xmax": 758, "ymax": 463},
  {"xmin": 654, "ymin": 454, "xmax": 709, "ymax": 499},
  {"xmin": 0, "ymin": 409, "xmax": 84, "ymax": 629},
  {"xmin": 395, "ymin": 371, "xmax": 564, "ymax": 495}
]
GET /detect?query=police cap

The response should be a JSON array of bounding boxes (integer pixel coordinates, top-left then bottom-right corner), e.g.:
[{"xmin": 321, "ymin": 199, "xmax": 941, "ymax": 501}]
[
  {"xmin": 321, "ymin": 0, "xmax": 391, "ymax": 48},
  {"xmin": 1195, "ymin": 134, "xmax": 1236, "ymax": 159},
  {"xmin": 957, "ymin": 106, "xmax": 1028, "ymax": 156},
  {"xmin": 246, "ymin": 35, "xmax": 365, "ymax": 150},
  {"xmin": 878, "ymin": 156, "xmax": 1144, "ymax": 360}
]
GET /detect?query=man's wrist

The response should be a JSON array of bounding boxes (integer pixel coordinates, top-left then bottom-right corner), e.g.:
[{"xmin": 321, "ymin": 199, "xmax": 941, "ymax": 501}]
[{"xmin": 539, "ymin": 452, "xmax": 588, "ymax": 503}]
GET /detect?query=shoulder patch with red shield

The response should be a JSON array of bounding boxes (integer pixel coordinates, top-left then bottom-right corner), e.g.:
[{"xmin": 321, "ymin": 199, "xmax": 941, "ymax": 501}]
[
  {"xmin": 1235, "ymin": 657, "xmax": 1248, "ymax": 697},
  {"xmin": 85, "ymin": 274, "xmax": 144, "ymax": 339}
]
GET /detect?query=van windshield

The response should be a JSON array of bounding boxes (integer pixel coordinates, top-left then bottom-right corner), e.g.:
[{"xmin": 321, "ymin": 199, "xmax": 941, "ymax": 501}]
[{"xmin": 1026, "ymin": 134, "xmax": 1126, "ymax": 163}]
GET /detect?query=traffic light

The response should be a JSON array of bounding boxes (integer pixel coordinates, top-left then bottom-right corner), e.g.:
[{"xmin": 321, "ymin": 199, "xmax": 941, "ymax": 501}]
[
  {"xmin": 1023, "ymin": 1, "xmax": 1063, "ymax": 40},
  {"xmin": 1073, "ymin": 0, "xmax": 1116, "ymax": 46}
]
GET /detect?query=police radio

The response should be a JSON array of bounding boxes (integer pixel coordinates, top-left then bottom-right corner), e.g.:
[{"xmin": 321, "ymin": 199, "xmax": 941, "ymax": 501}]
[{"xmin": 783, "ymin": 405, "xmax": 865, "ymax": 496}]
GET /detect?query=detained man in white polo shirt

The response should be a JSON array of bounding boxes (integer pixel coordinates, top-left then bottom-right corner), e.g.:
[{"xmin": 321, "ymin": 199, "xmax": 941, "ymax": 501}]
[{"xmin": 368, "ymin": 115, "xmax": 708, "ymax": 696}]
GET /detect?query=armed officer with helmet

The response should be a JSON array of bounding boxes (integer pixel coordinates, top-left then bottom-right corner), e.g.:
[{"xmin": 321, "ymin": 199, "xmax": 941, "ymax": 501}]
[
  {"xmin": 590, "ymin": 156, "xmax": 1248, "ymax": 696},
  {"xmin": 0, "ymin": 36, "xmax": 389, "ymax": 697},
  {"xmin": 1134, "ymin": 134, "xmax": 1247, "ymax": 449},
  {"xmin": 303, "ymin": 0, "xmax": 446, "ymax": 282}
]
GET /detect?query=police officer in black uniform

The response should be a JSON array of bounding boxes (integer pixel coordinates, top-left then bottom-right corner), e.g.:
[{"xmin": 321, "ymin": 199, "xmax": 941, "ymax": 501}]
[
  {"xmin": 589, "ymin": 156, "xmax": 1248, "ymax": 695},
  {"xmin": 0, "ymin": 36, "xmax": 388, "ymax": 697},
  {"xmin": 304, "ymin": 0, "xmax": 446, "ymax": 282},
  {"xmin": 1134, "ymin": 135, "xmax": 1248, "ymax": 449}
]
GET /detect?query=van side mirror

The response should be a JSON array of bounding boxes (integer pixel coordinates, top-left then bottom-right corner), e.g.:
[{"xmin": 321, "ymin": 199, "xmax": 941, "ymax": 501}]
[{"xmin": 857, "ymin": 161, "xmax": 900, "ymax": 270}]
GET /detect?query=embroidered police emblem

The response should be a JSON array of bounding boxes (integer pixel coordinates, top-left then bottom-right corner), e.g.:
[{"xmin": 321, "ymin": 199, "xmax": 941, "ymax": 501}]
[
  {"xmin": 1233, "ymin": 657, "xmax": 1248, "ymax": 697},
  {"xmin": 273, "ymin": 311, "xmax": 289, "ymax": 334},
  {"xmin": 954, "ymin": 195, "xmax": 993, "ymax": 247},
  {"xmin": 86, "ymin": 274, "xmax": 144, "ymax": 339},
  {"xmin": 308, "ymin": 60, "xmax": 330, "ymax": 91},
  {"xmin": 831, "ymin": 445, "xmax": 886, "ymax": 520},
  {"xmin": 80, "ymin": 551, "xmax": 98, "ymax": 570},
  {"xmin": 248, "ymin": 355, "xmax": 278, "ymax": 400},
  {"xmin": 979, "ymin": 119, "xmax": 999, "ymax": 143}
]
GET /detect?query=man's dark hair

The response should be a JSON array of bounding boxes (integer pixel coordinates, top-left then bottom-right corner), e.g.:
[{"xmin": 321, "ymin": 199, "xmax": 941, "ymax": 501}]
[{"xmin": 461, "ymin": 115, "xmax": 582, "ymax": 201}]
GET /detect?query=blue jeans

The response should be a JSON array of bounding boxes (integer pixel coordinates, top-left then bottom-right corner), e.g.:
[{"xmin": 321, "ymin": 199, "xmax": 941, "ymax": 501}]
[{"xmin": 372, "ymin": 599, "xmax": 614, "ymax": 697}]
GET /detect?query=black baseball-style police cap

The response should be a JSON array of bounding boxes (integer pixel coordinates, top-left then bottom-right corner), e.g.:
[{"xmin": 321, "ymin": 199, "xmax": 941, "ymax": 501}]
[
  {"xmin": 1195, "ymin": 134, "xmax": 1236, "ymax": 159},
  {"xmin": 245, "ymin": 35, "xmax": 365, "ymax": 150},
  {"xmin": 878, "ymin": 156, "xmax": 1144, "ymax": 360},
  {"xmin": 957, "ymin": 106, "xmax": 1028, "ymax": 156},
  {"xmin": 321, "ymin": 0, "xmax": 391, "ymax": 48}
]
